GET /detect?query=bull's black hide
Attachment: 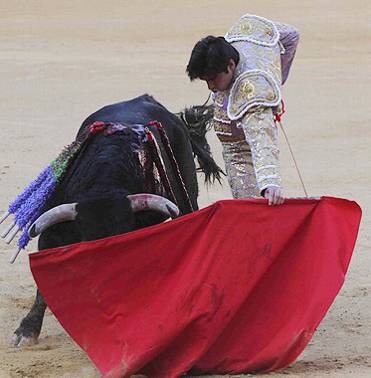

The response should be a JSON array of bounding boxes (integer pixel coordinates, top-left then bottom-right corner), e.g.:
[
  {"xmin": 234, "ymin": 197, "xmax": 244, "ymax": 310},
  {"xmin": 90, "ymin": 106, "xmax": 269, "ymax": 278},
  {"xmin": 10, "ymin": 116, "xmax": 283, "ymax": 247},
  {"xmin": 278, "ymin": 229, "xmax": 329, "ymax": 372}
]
[{"xmin": 13, "ymin": 94, "xmax": 218, "ymax": 346}]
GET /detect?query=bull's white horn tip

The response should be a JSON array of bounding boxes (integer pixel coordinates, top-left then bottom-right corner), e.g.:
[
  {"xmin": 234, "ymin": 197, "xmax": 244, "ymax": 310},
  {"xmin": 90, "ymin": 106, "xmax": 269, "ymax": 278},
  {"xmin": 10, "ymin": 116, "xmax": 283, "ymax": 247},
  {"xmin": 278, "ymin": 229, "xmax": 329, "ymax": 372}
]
[
  {"xmin": 166, "ymin": 203, "xmax": 180, "ymax": 218},
  {"xmin": 28, "ymin": 223, "xmax": 38, "ymax": 238}
]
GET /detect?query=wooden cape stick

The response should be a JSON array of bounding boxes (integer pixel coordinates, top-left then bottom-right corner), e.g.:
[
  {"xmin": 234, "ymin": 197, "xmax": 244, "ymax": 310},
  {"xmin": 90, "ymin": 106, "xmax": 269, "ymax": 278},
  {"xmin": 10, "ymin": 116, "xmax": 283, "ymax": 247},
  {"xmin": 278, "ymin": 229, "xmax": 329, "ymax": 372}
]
[{"xmin": 278, "ymin": 120, "xmax": 309, "ymax": 198}]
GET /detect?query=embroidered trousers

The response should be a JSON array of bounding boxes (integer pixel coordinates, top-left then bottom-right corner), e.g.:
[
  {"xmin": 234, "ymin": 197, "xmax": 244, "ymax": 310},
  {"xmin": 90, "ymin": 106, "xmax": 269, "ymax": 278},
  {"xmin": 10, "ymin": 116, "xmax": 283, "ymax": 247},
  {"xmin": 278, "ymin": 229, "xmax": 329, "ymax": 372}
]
[{"xmin": 218, "ymin": 107, "xmax": 281, "ymax": 199}]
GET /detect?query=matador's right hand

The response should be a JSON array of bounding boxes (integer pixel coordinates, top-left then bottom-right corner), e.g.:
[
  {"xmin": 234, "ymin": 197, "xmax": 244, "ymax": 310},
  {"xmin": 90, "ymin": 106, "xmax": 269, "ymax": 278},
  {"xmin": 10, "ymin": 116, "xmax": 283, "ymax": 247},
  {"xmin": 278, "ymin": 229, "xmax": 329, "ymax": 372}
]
[{"xmin": 264, "ymin": 186, "xmax": 285, "ymax": 206}]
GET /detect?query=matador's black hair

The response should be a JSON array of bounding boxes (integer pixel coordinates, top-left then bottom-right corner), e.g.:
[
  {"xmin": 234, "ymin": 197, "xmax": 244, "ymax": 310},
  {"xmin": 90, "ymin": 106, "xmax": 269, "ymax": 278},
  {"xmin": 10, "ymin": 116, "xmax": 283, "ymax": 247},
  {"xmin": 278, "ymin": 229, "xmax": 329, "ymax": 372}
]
[{"xmin": 186, "ymin": 36, "xmax": 239, "ymax": 81}]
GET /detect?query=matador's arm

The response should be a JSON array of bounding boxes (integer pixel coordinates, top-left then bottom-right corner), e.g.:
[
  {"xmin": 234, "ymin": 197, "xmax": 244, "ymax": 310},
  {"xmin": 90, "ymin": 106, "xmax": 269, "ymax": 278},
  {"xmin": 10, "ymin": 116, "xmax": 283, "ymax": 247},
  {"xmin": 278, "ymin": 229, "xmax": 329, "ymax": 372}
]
[
  {"xmin": 274, "ymin": 22, "xmax": 300, "ymax": 85},
  {"xmin": 240, "ymin": 107, "xmax": 281, "ymax": 194}
]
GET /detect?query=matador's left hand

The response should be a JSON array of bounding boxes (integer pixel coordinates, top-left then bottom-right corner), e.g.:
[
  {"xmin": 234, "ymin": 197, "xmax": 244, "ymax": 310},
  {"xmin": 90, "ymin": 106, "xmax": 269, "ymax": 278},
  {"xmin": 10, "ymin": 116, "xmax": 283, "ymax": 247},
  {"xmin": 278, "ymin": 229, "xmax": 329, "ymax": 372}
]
[{"xmin": 264, "ymin": 186, "xmax": 285, "ymax": 206}]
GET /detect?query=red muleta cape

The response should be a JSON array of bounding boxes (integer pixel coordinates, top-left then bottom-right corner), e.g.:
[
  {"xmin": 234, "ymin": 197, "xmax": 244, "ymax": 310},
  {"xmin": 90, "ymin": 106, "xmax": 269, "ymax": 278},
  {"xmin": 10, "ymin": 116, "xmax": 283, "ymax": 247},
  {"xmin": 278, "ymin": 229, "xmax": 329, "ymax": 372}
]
[{"xmin": 29, "ymin": 197, "xmax": 361, "ymax": 377}]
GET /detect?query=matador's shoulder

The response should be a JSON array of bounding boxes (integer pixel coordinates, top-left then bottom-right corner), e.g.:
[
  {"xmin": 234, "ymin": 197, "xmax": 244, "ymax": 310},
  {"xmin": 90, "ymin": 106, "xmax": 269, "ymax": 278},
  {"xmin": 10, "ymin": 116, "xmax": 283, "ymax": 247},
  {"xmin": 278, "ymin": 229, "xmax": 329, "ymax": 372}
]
[
  {"xmin": 225, "ymin": 14, "xmax": 279, "ymax": 46},
  {"xmin": 227, "ymin": 71, "xmax": 281, "ymax": 120}
]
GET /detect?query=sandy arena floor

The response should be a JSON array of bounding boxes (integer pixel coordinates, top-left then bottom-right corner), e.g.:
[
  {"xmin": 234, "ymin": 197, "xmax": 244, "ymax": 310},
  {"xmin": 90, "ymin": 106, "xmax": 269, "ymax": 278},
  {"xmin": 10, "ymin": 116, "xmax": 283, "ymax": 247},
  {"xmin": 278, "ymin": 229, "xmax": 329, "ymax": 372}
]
[{"xmin": 0, "ymin": 1, "xmax": 370, "ymax": 377}]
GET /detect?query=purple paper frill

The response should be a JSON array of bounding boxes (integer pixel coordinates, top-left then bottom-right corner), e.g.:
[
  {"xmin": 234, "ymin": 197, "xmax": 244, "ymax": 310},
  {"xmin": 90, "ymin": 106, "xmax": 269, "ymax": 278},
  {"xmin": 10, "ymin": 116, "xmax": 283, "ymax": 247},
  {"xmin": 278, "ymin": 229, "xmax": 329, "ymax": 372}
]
[
  {"xmin": 8, "ymin": 165, "xmax": 58, "ymax": 249},
  {"xmin": 8, "ymin": 166, "xmax": 51, "ymax": 214}
]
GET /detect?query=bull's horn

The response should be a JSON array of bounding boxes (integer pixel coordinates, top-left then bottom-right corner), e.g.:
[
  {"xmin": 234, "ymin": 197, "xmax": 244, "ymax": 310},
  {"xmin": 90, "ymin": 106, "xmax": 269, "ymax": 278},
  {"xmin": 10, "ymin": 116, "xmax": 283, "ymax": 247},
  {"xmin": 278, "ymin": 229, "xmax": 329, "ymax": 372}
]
[
  {"xmin": 128, "ymin": 194, "xmax": 179, "ymax": 219},
  {"xmin": 0, "ymin": 211, "xmax": 10, "ymax": 225},
  {"xmin": 28, "ymin": 203, "xmax": 77, "ymax": 238}
]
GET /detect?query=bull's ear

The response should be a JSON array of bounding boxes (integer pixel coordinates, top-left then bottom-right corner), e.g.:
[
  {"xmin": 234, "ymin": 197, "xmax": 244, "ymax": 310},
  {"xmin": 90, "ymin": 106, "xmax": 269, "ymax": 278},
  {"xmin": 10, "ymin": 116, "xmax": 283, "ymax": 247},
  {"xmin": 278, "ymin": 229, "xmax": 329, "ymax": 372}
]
[
  {"xmin": 128, "ymin": 194, "xmax": 179, "ymax": 219},
  {"xmin": 28, "ymin": 203, "xmax": 78, "ymax": 237}
]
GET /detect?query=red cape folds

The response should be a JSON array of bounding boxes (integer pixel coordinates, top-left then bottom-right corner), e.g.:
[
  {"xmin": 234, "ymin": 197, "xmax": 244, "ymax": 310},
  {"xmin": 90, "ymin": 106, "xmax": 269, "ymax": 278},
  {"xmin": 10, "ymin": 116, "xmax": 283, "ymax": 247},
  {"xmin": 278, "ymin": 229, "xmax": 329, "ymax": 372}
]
[{"xmin": 29, "ymin": 197, "xmax": 361, "ymax": 378}]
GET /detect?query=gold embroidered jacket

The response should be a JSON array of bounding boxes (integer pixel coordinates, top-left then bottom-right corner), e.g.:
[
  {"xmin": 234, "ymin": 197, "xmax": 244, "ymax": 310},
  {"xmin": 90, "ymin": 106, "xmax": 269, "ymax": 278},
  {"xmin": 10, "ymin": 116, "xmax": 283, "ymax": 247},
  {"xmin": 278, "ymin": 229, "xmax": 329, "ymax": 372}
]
[{"xmin": 213, "ymin": 14, "xmax": 299, "ymax": 193}]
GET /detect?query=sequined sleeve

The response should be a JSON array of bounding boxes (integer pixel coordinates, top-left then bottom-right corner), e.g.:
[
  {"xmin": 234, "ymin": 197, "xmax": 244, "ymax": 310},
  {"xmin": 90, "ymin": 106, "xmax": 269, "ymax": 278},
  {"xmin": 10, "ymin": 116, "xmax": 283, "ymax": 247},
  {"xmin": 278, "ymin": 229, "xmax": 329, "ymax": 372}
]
[
  {"xmin": 274, "ymin": 21, "xmax": 300, "ymax": 84},
  {"xmin": 240, "ymin": 107, "xmax": 281, "ymax": 192}
]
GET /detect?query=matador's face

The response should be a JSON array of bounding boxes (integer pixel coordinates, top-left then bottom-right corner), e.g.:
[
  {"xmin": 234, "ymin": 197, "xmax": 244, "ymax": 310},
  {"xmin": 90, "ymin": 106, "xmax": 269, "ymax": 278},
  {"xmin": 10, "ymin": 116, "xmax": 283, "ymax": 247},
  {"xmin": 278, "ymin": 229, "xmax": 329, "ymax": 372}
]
[{"xmin": 201, "ymin": 59, "xmax": 236, "ymax": 92}]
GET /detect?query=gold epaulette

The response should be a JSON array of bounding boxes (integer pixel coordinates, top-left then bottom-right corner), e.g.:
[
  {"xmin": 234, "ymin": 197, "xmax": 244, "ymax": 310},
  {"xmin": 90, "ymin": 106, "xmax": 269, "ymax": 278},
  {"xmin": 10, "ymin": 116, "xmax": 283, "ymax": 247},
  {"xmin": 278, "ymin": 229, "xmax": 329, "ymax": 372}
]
[{"xmin": 227, "ymin": 70, "xmax": 281, "ymax": 120}]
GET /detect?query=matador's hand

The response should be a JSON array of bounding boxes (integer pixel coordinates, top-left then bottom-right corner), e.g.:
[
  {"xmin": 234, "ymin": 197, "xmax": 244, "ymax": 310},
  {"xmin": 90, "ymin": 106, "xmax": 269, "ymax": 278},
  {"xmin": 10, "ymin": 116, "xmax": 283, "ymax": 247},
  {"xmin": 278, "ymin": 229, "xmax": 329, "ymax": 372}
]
[{"xmin": 264, "ymin": 186, "xmax": 285, "ymax": 206}]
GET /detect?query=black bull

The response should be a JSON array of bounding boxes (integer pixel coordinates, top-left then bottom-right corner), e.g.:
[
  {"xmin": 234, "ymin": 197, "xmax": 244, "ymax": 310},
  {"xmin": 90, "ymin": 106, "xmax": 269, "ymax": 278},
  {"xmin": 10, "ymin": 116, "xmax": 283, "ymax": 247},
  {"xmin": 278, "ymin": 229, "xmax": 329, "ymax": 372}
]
[{"xmin": 12, "ymin": 94, "xmax": 221, "ymax": 346}]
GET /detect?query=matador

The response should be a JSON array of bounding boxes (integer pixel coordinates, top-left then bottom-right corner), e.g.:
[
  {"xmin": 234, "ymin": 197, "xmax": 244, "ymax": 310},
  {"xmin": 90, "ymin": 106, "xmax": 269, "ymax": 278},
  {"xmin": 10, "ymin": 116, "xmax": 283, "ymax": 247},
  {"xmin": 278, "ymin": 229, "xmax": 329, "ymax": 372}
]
[{"xmin": 187, "ymin": 14, "xmax": 300, "ymax": 205}]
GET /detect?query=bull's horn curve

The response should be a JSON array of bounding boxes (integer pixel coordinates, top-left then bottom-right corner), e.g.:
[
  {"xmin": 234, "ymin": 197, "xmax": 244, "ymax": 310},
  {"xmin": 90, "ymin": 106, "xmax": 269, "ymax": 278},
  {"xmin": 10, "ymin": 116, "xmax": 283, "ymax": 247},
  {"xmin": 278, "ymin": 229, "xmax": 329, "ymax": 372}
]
[
  {"xmin": 128, "ymin": 194, "xmax": 179, "ymax": 219},
  {"xmin": 28, "ymin": 203, "xmax": 78, "ymax": 238}
]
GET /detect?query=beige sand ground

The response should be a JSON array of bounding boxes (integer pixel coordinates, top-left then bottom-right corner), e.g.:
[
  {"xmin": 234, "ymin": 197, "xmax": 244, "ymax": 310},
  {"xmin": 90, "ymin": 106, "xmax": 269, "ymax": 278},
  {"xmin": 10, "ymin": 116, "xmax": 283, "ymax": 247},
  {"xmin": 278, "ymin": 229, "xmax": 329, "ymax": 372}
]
[{"xmin": 0, "ymin": 1, "xmax": 370, "ymax": 377}]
